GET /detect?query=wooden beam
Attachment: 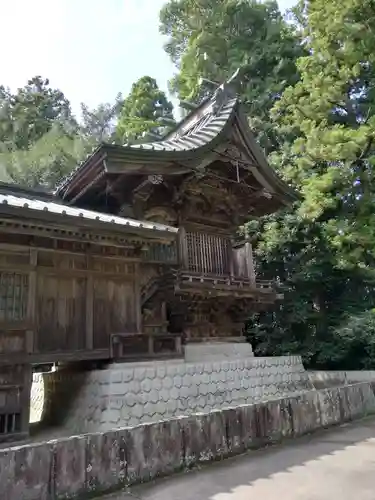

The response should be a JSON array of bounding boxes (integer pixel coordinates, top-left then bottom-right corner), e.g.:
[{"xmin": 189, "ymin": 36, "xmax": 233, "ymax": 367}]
[{"xmin": 0, "ymin": 348, "xmax": 111, "ymax": 366}]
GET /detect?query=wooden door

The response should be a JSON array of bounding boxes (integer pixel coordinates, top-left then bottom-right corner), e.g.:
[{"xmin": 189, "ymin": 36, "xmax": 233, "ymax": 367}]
[
  {"xmin": 93, "ymin": 278, "xmax": 136, "ymax": 349},
  {"xmin": 36, "ymin": 275, "xmax": 86, "ymax": 353}
]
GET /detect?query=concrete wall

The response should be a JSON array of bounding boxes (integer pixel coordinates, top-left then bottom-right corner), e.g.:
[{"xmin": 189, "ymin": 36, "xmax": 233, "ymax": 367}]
[
  {"xmin": 3, "ymin": 381, "xmax": 375, "ymax": 500},
  {"xmin": 39, "ymin": 355, "xmax": 313, "ymax": 433}
]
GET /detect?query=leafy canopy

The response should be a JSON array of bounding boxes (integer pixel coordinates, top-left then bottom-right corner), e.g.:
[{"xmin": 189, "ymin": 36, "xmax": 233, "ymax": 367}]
[
  {"xmin": 0, "ymin": 76, "xmax": 77, "ymax": 152},
  {"xmin": 271, "ymin": 0, "xmax": 375, "ymax": 268},
  {"xmin": 116, "ymin": 76, "xmax": 175, "ymax": 143},
  {"xmin": 160, "ymin": 0, "xmax": 305, "ymax": 150},
  {"xmin": 249, "ymin": 0, "xmax": 375, "ymax": 367}
]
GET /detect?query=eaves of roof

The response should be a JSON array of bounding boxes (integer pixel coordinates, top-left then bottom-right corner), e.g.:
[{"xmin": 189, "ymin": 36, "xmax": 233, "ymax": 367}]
[
  {"xmin": 55, "ymin": 97, "xmax": 238, "ymax": 195},
  {"xmin": 0, "ymin": 192, "xmax": 178, "ymax": 240}
]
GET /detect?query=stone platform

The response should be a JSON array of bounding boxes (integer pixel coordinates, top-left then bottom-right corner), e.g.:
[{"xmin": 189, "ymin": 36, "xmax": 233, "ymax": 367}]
[{"xmin": 37, "ymin": 350, "xmax": 313, "ymax": 434}]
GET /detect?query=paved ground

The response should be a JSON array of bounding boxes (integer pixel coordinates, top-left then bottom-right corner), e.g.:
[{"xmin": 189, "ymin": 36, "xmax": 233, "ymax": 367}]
[{"xmin": 103, "ymin": 418, "xmax": 375, "ymax": 500}]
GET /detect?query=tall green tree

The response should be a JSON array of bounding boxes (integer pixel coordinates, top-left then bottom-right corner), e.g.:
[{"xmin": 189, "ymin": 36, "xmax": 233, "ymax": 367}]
[
  {"xmin": 0, "ymin": 76, "xmax": 84, "ymax": 189},
  {"xmin": 248, "ymin": 0, "xmax": 375, "ymax": 368},
  {"xmin": 0, "ymin": 76, "xmax": 77, "ymax": 151},
  {"xmin": 271, "ymin": 0, "xmax": 375, "ymax": 269},
  {"xmin": 160, "ymin": 0, "xmax": 304, "ymax": 150},
  {"xmin": 116, "ymin": 76, "xmax": 175, "ymax": 144},
  {"xmin": 80, "ymin": 93, "xmax": 123, "ymax": 146},
  {"xmin": 0, "ymin": 125, "xmax": 86, "ymax": 189}
]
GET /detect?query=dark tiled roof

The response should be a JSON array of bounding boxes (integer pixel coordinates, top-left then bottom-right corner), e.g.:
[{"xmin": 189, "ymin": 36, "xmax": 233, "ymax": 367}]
[{"xmin": 130, "ymin": 96, "xmax": 237, "ymax": 152}]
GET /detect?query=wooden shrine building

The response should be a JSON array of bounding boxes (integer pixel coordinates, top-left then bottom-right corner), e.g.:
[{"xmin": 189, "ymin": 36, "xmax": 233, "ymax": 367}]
[{"xmin": 0, "ymin": 71, "xmax": 297, "ymax": 441}]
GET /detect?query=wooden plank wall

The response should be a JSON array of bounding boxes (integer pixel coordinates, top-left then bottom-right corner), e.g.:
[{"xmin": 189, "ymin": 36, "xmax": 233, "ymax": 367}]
[{"xmin": 0, "ymin": 243, "xmax": 140, "ymax": 363}]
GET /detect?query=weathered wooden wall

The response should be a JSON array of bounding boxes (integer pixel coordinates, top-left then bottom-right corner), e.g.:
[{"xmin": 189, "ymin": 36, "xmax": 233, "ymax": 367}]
[{"xmin": 0, "ymin": 239, "xmax": 141, "ymax": 365}]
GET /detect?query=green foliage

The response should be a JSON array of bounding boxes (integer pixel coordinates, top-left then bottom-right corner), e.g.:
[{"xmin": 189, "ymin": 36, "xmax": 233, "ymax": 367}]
[
  {"xmin": 0, "ymin": 76, "xmax": 84, "ymax": 188},
  {"xmin": 325, "ymin": 310, "xmax": 375, "ymax": 370},
  {"xmin": 271, "ymin": 0, "xmax": 375, "ymax": 267},
  {"xmin": 0, "ymin": 125, "xmax": 86, "ymax": 189},
  {"xmin": 247, "ymin": 0, "xmax": 375, "ymax": 368},
  {"xmin": 160, "ymin": 0, "xmax": 305, "ymax": 150},
  {"xmin": 116, "ymin": 76, "xmax": 175, "ymax": 144},
  {"xmin": 80, "ymin": 93, "xmax": 123, "ymax": 146},
  {"xmin": 0, "ymin": 76, "xmax": 77, "ymax": 151},
  {"xmin": 247, "ymin": 211, "xmax": 375, "ymax": 367},
  {"xmin": 0, "ymin": 74, "xmax": 174, "ymax": 188}
]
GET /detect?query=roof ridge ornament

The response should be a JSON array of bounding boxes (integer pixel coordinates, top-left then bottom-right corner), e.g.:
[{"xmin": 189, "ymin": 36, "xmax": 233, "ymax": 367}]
[{"xmin": 212, "ymin": 67, "xmax": 243, "ymax": 115}]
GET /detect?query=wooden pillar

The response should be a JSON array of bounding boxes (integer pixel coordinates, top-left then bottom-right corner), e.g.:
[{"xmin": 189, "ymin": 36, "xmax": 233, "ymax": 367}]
[
  {"xmin": 85, "ymin": 255, "xmax": 94, "ymax": 349},
  {"xmin": 178, "ymin": 227, "xmax": 189, "ymax": 270},
  {"xmin": 175, "ymin": 335, "xmax": 182, "ymax": 355},
  {"xmin": 229, "ymin": 239, "xmax": 235, "ymax": 279},
  {"xmin": 26, "ymin": 249, "xmax": 37, "ymax": 353},
  {"xmin": 148, "ymin": 335, "xmax": 154, "ymax": 355},
  {"xmin": 245, "ymin": 241, "xmax": 256, "ymax": 285},
  {"xmin": 86, "ymin": 279, "xmax": 94, "ymax": 349},
  {"xmin": 134, "ymin": 262, "xmax": 142, "ymax": 333},
  {"xmin": 20, "ymin": 364, "xmax": 32, "ymax": 438}
]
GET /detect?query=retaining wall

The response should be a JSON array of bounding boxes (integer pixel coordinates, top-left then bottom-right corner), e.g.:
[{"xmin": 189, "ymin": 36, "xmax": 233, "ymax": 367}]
[
  {"xmin": 4, "ymin": 381, "xmax": 375, "ymax": 500},
  {"xmin": 37, "ymin": 355, "xmax": 313, "ymax": 432},
  {"xmin": 309, "ymin": 370, "xmax": 375, "ymax": 388}
]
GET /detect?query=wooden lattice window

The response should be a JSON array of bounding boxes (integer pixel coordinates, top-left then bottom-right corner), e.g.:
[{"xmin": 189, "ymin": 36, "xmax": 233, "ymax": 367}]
[
  {"xmin": 0, "ymin": 272, "xmax": 28, "ymax": 322},
  {"xmin": 186, "ymin": 232, "xmax": 231, "ymax": 275},
  {"xmin": 0, "ymin": 412, "xmax": 21, "ymax": 435}
]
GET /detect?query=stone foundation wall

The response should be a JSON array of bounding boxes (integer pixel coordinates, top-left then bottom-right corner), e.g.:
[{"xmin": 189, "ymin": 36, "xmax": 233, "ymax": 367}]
[
  {"xmin": 184, "ymin": 342, "xmax": 253, "ymax": 361},
  {"xmin": 309, "ymin": 370, "xmax": 375, "ymax": 389},
  {"xmin": 40, "ymin": 355, "xmax": 313, "ymax": 433},
  {"xmin": 3, "ymin": 381, "xmax": 375, "ymax": 500}
]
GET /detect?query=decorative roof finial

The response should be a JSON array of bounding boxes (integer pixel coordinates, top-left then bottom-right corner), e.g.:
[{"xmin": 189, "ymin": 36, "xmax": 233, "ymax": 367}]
[
  {"xmin": 212, "ymin": 67, "xmax": 244, "ymax": 115},
  {"xmin": 227, "ymin": 67, "xmax": 242, "ymax": 85}
]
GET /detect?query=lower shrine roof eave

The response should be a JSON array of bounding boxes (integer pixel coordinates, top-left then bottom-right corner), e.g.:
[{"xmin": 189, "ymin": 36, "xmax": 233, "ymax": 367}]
[{"xmin": 0, "ymin": 192, "xmax": 178, "ymax": 240}]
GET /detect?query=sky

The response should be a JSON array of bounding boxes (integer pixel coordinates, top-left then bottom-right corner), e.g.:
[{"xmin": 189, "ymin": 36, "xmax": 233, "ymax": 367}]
[{"xmin": 0, "ymin": 0, "xmax": 296, "ymax": 118}]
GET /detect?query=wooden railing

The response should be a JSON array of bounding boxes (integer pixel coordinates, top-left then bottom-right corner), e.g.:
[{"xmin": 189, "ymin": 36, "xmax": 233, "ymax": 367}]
[
  {"xmin": 180, "ymin": 230, "xmax": 232, "ymax": 276},
  {"xmin": 179, "ymin": 230, "xmax": 256, "ymax": 283},
  {"xmin": 141, "ymin": 242, "xmax": 178, "ymax": 264},
  {"xmin": 110, "ymin": 332, "xmax": 182, "ymax": 360}
]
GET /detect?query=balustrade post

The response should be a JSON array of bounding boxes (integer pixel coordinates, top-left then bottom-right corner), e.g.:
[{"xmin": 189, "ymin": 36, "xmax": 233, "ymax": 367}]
[{"xmin": 229, "ymin": 239, "xmax": 235, "ymax": 279}]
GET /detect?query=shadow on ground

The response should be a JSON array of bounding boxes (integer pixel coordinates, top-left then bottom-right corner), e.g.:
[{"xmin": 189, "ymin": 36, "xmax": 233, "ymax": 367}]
[{"xmin": 109, "ymin": 417, "xmax": 375, "ymax": 500}]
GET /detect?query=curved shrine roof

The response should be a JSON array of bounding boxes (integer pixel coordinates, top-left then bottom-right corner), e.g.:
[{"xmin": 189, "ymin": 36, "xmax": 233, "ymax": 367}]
[{"xmin": 55, "ymin": 70, "xmax": 298, "ymax": 208}]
